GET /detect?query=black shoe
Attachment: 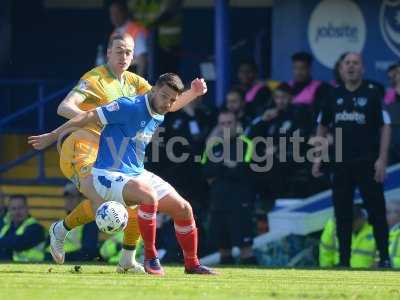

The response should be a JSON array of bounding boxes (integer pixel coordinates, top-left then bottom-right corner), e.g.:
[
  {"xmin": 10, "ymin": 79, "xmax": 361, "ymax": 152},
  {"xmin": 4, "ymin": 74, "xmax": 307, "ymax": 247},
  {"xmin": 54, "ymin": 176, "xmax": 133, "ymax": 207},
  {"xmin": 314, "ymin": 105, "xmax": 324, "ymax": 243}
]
[{"xmin": 378, "ymin": 259, "xmax": 392, "ymax": 269}]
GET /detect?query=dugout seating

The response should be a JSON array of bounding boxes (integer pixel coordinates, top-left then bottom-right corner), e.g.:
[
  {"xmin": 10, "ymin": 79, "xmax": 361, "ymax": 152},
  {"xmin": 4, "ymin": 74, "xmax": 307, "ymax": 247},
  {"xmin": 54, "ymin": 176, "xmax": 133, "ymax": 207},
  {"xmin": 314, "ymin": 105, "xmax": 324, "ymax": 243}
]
[
  {"xmin": 0, "ymin": 134, "xmax": 62, "ymax": 180},
  {"xmin": 1, "ymin": 185, "xmax": 65, "ymax": 229}
]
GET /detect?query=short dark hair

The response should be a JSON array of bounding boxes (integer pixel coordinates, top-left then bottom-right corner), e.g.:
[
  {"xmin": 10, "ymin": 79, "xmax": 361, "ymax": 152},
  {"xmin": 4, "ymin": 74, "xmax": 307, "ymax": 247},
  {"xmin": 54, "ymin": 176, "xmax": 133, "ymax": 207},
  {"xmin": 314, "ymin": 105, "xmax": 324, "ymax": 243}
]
[
  {"xmin": 155, "ymin": 73, "xmax": 185, "ymax": 94},
  {"xmin": 387, "ymin": 63, "xmax": 400, "ymax": 73},
  {"xmin": 9, "ymin": 194, "xmax": 27, "ymax": 205},
  {"xmin": 275, "ymin": 83, "xmax": 293, "ymax": 96},
  {"xmin": 291, "ymin": 51, "xmax": 313, "ymax": 65},
  {"xmin": 107, "ymin": 33, "xmax": 128, "ymax": 49}
]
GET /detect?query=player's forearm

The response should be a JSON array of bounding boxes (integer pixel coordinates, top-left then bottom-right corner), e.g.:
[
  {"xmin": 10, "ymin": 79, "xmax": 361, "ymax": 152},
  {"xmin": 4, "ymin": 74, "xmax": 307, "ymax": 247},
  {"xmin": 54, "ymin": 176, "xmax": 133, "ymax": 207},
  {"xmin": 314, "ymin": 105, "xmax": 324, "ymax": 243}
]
[
  {"xmin": 170, "ymin": 89, "xmax": 198, "ymax": 112},
  {"xmin": 379, "ymin": 125, "xmax": 391, "ymax": 162},
  {"xmin": 57, "ymin": 104, "xmax": 85, "ymax": 120},
  {"xmin": 51, "ymin": 110, "xmax": 99, "ymax": 140}
]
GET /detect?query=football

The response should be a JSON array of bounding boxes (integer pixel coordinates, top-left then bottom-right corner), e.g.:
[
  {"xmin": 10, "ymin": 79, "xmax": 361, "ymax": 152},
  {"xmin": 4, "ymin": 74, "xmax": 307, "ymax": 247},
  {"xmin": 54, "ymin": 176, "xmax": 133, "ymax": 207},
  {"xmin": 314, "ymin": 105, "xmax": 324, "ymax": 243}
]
[{"xmin": 95, "ymin": 201, "xmax": 128, "ymax": 234}]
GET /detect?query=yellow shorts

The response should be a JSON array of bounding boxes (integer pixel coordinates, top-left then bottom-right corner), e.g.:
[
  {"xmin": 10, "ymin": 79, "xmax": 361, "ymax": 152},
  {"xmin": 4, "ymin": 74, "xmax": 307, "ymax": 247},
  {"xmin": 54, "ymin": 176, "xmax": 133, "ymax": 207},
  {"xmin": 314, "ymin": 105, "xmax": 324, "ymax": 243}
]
[{"xmin": 59, "ymin": 129, "xmax": 99, "ymax": 187}]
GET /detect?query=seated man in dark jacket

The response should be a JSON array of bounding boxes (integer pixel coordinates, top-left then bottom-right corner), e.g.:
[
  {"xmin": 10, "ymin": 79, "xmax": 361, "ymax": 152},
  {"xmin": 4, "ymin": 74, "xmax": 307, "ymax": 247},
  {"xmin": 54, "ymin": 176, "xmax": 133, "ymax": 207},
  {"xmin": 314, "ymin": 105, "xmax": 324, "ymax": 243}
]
[
  {"xmin": 0, "ymin": 195, "xmax": 45, "ymax": 262},
  {"xmin": 202, "ymin": 110, "xmax": 257, "ymax": 265},
  {"xmin": 247, "ymin": 83, "xmax": 313, "ymax": 202}
]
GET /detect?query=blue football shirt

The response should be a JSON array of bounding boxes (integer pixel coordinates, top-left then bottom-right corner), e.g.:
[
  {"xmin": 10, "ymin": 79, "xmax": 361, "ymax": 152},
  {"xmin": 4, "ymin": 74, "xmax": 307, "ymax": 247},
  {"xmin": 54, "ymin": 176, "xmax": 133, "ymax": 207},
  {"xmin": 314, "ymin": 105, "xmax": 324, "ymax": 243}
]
[{"xmin": 94, "ymin": 94, "xmax": 164, "ymax": 176}]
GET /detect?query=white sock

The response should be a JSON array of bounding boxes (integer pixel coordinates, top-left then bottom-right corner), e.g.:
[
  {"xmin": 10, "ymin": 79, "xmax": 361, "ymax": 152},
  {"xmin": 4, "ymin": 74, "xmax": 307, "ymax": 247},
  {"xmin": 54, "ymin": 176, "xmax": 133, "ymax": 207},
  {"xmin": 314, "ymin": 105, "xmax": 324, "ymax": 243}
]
[
  {"xmin": 119, "ymin": 248, "xmax": 137, "ymax": 267},
  {"xmin": 54, "ymin": 221, "xmax": 68, "ymax": 238}
]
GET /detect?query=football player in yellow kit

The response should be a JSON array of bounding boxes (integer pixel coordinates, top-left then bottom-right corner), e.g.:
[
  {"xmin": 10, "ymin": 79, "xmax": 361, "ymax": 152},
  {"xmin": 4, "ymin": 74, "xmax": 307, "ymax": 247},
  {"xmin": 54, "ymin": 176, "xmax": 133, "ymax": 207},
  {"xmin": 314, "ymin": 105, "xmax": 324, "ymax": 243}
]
[{"xmin": 49, "ymin": 33, "xmax": 207, "ymax": 273}]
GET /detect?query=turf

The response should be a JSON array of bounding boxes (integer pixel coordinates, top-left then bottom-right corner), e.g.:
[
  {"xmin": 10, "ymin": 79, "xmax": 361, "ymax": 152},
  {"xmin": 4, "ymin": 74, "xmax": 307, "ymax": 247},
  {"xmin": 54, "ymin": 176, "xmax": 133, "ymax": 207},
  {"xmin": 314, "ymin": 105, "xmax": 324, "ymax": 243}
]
[{"xmin": 0, "ymin": 264, "xmax": 399, "ymax": 300}]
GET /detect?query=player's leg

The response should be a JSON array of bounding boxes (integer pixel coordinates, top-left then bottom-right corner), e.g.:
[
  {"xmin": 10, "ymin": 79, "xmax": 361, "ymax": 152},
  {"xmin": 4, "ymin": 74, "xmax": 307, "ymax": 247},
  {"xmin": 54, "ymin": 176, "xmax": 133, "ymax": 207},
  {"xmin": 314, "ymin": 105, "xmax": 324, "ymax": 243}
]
[
  {"xmin": 144, "ymin": 169, "xmax": 216, "ymax": 275},
  {"xmin": 332, "ymin": 163, "xmax": 355, "ymax": 267},
  {"xmin": 51, "ymin": 132, "xmax": 143, "ymax": 270},
  {"xmin": 121, "ymin": 178, "xmax": 163, "ymax": 275},
  {"xmin": 355, "ymin": 160, "xmax": 390, "ymax": 267}
]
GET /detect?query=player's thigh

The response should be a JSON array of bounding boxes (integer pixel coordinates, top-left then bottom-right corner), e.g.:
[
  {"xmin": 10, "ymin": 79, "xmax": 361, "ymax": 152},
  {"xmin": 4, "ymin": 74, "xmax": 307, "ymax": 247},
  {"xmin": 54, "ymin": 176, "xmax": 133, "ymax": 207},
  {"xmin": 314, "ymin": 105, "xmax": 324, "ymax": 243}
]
[
  {"xmin": 140, "ymin": 171, "xmax": 192, "ymax": 219},
  {"xmin": 59, "ymin": 130, "xmax": 99, "ymax": 185},
  {"xmin": 122, "ymin": 178, "xmax": 157, "ymax": 206},
  {"xmin": 79, "ymin": 175, "xmax": 104, "ymax": 211}
]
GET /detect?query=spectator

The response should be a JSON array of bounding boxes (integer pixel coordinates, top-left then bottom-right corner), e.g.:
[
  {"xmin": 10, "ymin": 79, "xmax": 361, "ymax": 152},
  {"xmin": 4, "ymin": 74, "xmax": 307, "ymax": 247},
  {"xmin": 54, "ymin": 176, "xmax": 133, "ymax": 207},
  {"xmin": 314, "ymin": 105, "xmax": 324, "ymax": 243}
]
[
  {"xmin": 202, "ymin": 110, "xmax": 257, "ymax": 265},
  {"xmin": 236, "ymin": 60, "xmax": 272, "ymax": 118},
  {"xmin": 247, "ymin": 83, "xmax": 313, "ymax": 201},
  {"xmin": 383, "ymin": 64, "xmax": 400, "ymax": 164},
  {"xmin": 313, "ymin": 52, "xmax": 391, "ymax": 268},
  {"xmin": 224, "ymin": 88, "xmax": 253, "ymax": 132},
  {"xmin": 386, "ymin": 195, "xmax": 400, "ymax": 268},
  {"xmin": 332, "ymin": 52, "xmax": 385, "ymax": 97},
  {"xmin": 110, "ymin": 0, "xmax": 148, "ymax": 76},
  {"xmin": 319, "ymin": 205, "xmax": 376, "ymax": 268},
  {"xmin": 128, "ymin": 0, "xmax": 183, "ymax": 74},
  {"xmin": 48, "ymin": 183, "xmax": 99, "ymax": 262},
  {"xmin": 0, "ymin": 189, "xmax": 8, "ymax": 230},
  {"xmin": 0, "ymin": 195, "xmax": 45, "ymax": 262},
  {"xmin": 288, "ymin": 51, "xmax": 331, "ymax": 120}
]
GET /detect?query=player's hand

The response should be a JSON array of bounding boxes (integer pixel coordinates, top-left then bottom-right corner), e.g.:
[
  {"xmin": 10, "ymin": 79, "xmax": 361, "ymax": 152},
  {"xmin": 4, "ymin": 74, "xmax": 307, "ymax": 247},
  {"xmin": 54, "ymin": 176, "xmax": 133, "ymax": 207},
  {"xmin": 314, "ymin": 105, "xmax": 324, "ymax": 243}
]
[
  {"xmin": 312, "ymin": 161, "xmax": 323, "ymax": 178},
  {"xmin": 190, "ymin": 78, "xmax": 207, "ymax": 97},
  {"xmin": 374, "ymin": 157, "xmax": 387, "ymax": 183},
  {"xmin": 28, "ymin": 132, "xmax": 56, "ymax": 150}
]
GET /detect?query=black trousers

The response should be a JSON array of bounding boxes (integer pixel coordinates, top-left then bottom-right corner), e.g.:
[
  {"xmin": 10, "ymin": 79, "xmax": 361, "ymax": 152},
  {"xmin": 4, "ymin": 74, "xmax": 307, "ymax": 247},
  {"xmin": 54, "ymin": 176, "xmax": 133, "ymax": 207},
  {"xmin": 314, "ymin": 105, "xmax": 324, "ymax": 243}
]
[{"xmin": 332, "ymin": 160, "xmax": 389, "ymax": 265}]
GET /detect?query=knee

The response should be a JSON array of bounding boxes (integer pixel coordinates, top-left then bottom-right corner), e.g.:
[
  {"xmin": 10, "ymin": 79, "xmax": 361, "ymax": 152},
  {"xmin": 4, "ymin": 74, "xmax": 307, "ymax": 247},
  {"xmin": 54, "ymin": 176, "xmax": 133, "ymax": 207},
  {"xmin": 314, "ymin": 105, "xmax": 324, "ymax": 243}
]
[
  {"xmin": 176, "ymin": 200, "xmax": 193, "ymax": 220},
  {"xmin": 124, "ymin": 181, "xmax": 157, "ymax": 206}
]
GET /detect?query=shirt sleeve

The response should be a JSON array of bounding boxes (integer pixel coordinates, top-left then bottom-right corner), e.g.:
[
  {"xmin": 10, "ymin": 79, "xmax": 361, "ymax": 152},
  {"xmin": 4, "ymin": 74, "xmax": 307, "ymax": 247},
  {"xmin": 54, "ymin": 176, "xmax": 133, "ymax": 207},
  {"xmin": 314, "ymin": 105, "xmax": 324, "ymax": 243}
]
[
  {"xmin": 96, "ymin": 97, "xmax": 135, "ymax": 125},
  {"xmin": 72, "ymin": 72, "xmax": 103, "ymax": 101},
  {"xmin": 371, "ymin": 92, "xmax": 388, "ymax": 127},
  {"xmin": 136, "ymin": 76, "xmax": 152, "ymax": 94}
]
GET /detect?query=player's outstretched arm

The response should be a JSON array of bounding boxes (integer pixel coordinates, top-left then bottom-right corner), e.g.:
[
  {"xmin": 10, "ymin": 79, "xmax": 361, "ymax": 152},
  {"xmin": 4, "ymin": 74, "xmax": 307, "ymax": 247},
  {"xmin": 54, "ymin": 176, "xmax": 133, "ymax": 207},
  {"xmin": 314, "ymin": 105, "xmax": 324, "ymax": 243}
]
[
  {"xmin": 169, "ymin": 78, "xmax": 207, "ymax": 112},
  {"xmin": 57, "ymin": 91, "xmax": 86, "ymax": 119},
  {"xmin": 28, "ymin": 110, "xmax": 100, "ymax": 150}
]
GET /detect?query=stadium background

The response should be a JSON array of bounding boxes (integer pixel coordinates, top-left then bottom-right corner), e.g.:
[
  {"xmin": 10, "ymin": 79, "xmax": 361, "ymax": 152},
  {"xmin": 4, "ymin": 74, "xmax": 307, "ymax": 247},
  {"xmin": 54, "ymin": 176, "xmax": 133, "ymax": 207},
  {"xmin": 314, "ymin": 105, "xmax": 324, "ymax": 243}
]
[{"xmin": 0, "ymin": 0, "xmax": 400, "ymax": 267}]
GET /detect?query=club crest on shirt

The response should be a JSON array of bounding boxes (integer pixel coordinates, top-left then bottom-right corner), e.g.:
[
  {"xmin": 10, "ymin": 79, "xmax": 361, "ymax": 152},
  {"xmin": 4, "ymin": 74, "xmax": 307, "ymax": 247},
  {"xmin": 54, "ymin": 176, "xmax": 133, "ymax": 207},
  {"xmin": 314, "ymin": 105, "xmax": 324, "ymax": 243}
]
[
  {"xmin": 336, "ymin": 97, "xmax": 344, "ymax": 105},
  {"xmin": 78, "ymin": 80, "xmax": 89, "ymax": 92},
  {"xmin": 356, "ymin": 97, "xmax": 368, "ymax": 107},
  {"xmin": 106, "ymin": 101, "xmax": 120, "ymax": 112},
  {"xmin": 140, "ymin": 121, "xmax": 146, "ymax": 127}
]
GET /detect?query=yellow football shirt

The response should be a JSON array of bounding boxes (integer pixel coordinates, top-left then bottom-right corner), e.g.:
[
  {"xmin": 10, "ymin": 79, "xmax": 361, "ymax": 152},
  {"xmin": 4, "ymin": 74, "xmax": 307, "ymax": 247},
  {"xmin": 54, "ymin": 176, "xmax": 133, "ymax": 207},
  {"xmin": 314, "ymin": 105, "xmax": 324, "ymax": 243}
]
[{"xmin": 72, "ymin": 64, "xmax": 152, "ymax": 134}]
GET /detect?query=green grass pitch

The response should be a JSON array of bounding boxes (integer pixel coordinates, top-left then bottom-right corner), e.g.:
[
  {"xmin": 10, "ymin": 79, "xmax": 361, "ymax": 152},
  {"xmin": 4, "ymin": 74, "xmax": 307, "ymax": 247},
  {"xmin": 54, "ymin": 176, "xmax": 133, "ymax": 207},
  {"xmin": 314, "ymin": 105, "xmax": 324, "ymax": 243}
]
[{"xmin": 0, "ymin": 264, "xmax": 400, "ymax": 300}]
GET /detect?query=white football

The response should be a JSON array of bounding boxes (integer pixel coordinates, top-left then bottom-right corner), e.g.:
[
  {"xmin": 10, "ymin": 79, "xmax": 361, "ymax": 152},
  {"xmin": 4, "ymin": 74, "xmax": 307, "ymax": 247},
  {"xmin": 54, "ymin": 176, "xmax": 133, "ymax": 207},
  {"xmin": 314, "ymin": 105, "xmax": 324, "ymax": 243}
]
[{"xmin": 95, "ymin": 201, "xmax": 128, "ymax": 234}]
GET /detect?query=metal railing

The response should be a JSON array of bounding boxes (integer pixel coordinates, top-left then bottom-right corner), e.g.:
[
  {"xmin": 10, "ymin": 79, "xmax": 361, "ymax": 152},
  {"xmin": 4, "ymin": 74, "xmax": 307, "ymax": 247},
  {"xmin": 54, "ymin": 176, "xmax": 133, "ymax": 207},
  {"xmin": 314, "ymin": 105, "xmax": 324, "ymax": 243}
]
[{"xmin": 0, "ymin": 79, "xmax": 74, "ymax": 185}]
